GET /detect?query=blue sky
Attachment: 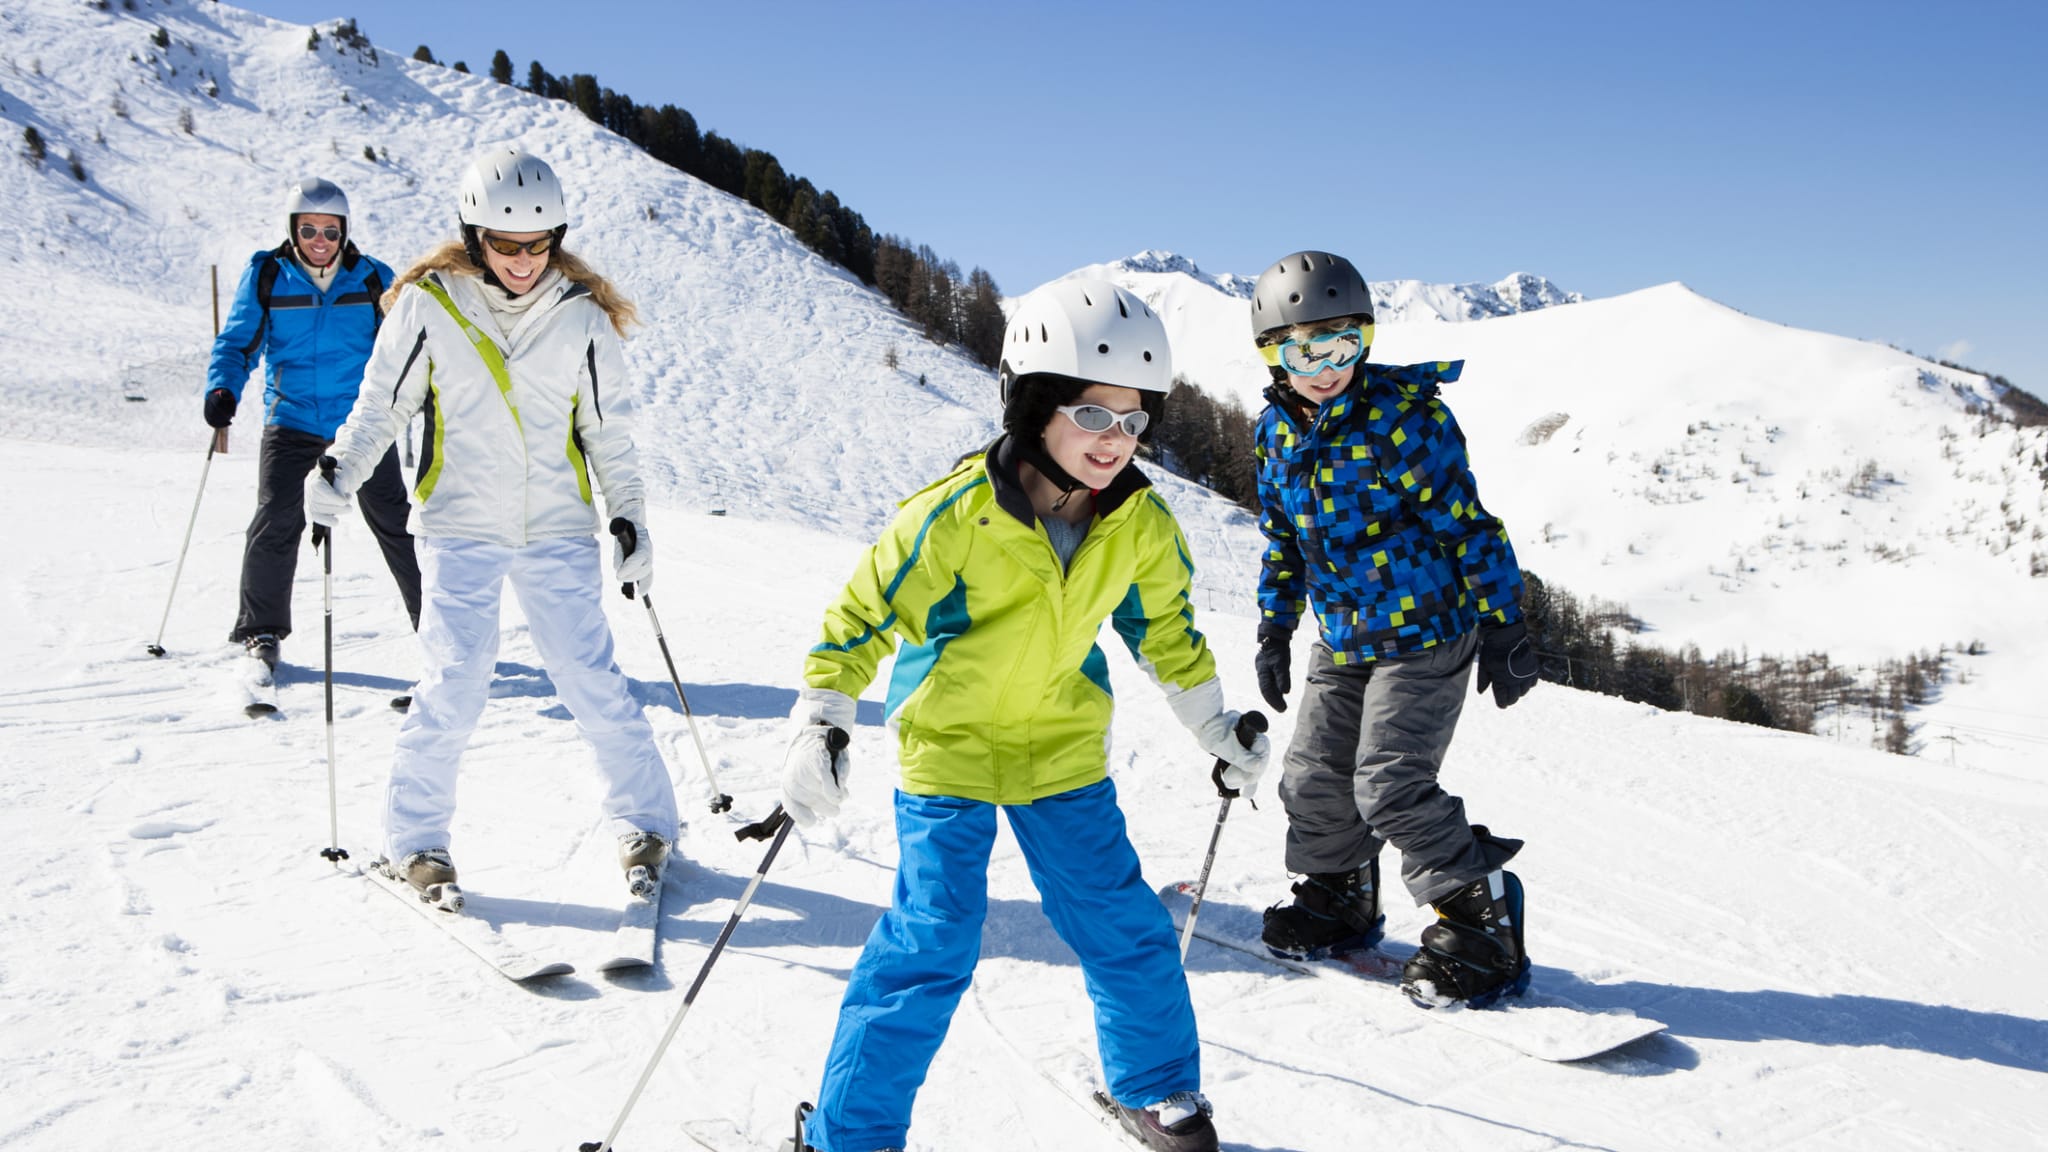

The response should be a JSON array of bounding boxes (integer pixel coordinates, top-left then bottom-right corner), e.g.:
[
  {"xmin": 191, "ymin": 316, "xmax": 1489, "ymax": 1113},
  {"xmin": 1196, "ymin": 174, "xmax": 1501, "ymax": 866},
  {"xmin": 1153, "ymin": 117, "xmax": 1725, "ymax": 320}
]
[{"xmin": 242, "ymin": 0, "xmax": 2047, "ymax": 391}]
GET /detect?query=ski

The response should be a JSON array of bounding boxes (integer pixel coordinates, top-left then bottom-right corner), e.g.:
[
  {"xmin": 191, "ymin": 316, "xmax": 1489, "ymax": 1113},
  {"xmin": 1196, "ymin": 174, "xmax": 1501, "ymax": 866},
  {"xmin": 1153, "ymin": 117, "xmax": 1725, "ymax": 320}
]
[
  {"xmin": 365, "ymin": 861, "xmax": 574, "ymax": 983},
  {"xmin": 1161, "ymin": 881, "xmax": 1665, "ymax": 1062},
  {"xmin": 594, "ymin": 878, "xmax": 663, "ymax": 972},
  {"xmin": 241, "ymin": 654, "xmax": 280, "ymax": 718}
]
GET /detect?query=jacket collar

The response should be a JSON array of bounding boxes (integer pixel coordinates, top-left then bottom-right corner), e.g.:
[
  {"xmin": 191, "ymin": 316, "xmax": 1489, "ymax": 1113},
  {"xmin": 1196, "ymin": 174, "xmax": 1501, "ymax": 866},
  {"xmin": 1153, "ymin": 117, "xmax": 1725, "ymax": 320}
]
[{"xmin": 985, "ymin": 433, "xmax": 1152, "ymax": 527}]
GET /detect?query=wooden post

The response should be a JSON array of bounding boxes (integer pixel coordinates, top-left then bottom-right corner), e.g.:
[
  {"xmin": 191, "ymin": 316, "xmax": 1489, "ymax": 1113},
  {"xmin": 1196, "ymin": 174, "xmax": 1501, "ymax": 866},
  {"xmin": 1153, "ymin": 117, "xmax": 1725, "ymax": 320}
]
[{"xmin": 210, "ymin": 264, "xmax": 229, "ymax": 454}]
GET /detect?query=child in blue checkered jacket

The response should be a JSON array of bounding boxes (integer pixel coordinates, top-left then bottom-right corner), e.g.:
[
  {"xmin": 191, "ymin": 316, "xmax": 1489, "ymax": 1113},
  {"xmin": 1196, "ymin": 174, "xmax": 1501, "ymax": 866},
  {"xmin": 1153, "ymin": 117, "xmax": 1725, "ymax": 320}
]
[{"xmin": 1246, "ymin": 250, "xmax": 1541, "ymax": 1010}]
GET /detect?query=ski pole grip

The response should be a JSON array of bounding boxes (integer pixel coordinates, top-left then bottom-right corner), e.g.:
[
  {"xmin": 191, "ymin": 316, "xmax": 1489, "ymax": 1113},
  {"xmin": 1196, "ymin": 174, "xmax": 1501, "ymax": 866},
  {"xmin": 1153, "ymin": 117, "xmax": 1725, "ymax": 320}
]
[
  {"xmin": 1210, "ymin": 710, "xmax": 1268, "ymax": 798},
  {"xmin": 608, "ymin": 516, "xmax": 637, "ymax": 601},
  {"xmin": 318, "ymin": 455, "xmax": 338, "ymax": 483},
  {"xmin": 737, "ymin": 804, "xmax": 788, "ymax": 842}
]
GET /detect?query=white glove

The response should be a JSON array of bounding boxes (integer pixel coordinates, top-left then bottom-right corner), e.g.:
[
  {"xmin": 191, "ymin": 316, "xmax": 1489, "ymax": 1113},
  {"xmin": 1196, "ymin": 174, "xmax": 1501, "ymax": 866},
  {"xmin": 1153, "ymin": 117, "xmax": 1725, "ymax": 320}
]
[
  {"xmin": 1167, "ymin": 678, "xmax": 1272, "ymax": 800},
  {"xmin": 612, "ymin": 517, "xmax": 653, "ymax": 594},
  {"xmin": 305, "ymin": 457, "xmax": 358, "ymax": 529},
  {"xmin": 780, "ymin": 687, "xmax": 857, "ymax": 827}
]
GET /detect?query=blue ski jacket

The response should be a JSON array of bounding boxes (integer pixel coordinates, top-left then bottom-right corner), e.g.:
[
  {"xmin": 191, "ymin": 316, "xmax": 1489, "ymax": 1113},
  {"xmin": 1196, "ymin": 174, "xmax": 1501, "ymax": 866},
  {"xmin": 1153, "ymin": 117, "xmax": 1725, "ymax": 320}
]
[
  {"xmin": 206, "ymin": 243, "xmax": 395, "ymax": 440},
  {"xmin": 1254, "ymin": 359, "xmax": 1525, "ymax": 663}
]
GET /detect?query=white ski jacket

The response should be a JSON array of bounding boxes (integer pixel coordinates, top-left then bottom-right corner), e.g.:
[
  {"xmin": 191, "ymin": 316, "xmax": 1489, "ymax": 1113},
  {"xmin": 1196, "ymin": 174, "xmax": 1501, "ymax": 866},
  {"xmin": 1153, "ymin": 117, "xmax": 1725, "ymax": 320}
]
[{"xmin": 328, "ymin": 268, "xmax": 645, "ymax": 547}]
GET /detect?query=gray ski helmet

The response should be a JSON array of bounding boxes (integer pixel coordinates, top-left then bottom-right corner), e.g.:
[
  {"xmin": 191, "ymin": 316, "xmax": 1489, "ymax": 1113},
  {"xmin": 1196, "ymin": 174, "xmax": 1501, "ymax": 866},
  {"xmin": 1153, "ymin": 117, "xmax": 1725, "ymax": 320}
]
[
  {"xmin": 1250, "ymin": 250, "xmax": 1374, "ymax": 338},
  {"xmin": 285, "ymin": 176, "xmax": 350, "ymax": 227}
]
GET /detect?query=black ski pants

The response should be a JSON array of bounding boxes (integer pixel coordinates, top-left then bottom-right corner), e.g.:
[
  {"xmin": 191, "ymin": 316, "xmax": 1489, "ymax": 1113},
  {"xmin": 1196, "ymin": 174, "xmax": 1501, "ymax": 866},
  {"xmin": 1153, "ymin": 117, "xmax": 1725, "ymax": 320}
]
[{"xmin": 231, "ymin": 424, "xmax": 422, "ymax": 643}]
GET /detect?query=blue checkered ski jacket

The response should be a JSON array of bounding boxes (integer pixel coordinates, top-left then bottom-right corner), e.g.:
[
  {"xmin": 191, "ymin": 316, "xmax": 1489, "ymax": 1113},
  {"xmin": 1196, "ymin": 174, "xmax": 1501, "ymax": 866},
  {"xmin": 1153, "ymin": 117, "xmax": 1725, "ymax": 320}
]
[{"xmin": 1254, "ymin": 359, "xmax": 1525, "ymax": 664}]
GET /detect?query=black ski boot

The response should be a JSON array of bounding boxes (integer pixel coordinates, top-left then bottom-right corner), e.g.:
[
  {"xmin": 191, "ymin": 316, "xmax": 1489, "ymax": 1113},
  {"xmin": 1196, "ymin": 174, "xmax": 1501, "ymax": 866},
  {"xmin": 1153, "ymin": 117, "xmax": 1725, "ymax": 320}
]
[
  {"xmin": 1261, "ymin": 858, "xmax": 1384, "ymax": 960},
  {"xmin": 1400, "ymin": 868, "xmax": 1529, "ymax": 1008},
  {"xmin": 1098, "ymin": 1090, "xmax": 1218, "ymax": 1152}
]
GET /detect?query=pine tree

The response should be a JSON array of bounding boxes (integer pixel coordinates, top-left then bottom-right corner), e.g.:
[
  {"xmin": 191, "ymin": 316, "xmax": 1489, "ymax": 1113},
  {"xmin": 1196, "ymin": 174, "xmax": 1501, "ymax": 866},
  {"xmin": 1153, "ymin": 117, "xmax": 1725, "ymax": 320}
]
[
  {"xmin": 527, "ymin": 59, "xmax": 551, "ymax": 95},
  {"xmin": 452, "ymin": 61, "xmax": 469, "ymax": 73},
  {"xmin": 962, "ymin": 268, "xmax": 1005, "ymax": 368},
  {"xmin": 569, "ymin": 74, "xmax": 602, "ymax": 122},
  {"xmin": 412, "ymin": 45, "xmax": 437, "ymax": 64}
]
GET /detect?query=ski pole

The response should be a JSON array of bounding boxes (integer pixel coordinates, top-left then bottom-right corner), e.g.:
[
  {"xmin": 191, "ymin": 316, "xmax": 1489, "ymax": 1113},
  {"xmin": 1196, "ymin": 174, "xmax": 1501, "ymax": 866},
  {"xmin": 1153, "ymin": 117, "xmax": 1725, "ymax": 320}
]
[
  {"xmin": 145, "ymin": 436, "xmax": 222, "ymax": 657},
  {"xmin": 610, "ymin": 518, "xmax": 734, "ymax": 814},
  {"xmin": 577, "ymin": 731, "xmax": 842, "ymax": 1152},
  {"xmin": 314, "ymin": 457, "xmax": 348, "ymax": 864},
  {"xmin": 149, "ymin": 280, "xmax": 228, "ymax": 659},
  {"xmin": 1180, "ymin": 711, "xmax": 1267, "ymax": 962}
]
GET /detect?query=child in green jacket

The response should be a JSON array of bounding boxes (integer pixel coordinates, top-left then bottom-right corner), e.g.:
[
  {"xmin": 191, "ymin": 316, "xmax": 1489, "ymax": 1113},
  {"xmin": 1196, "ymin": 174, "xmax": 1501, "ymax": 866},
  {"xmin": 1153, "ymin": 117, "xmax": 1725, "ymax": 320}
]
[{"xmin": 779, "ymin": 280, "xmax": 1268, "ymax": 1152}]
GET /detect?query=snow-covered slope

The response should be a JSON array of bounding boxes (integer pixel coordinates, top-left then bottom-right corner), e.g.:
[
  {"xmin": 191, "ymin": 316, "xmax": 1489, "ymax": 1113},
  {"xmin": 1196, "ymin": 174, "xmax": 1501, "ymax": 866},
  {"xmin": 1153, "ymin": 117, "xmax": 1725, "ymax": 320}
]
[
  {"xmin": 2, "ymin": 5, "xmax": 2046, "ymax": 1150},
  {"xmin": 1076, "ymin": 259, "xmax": 2048, "ymax": 774},
  {"xmin": 4, "ymin": 435, "xmax": 2046, "ymax": 1152}
]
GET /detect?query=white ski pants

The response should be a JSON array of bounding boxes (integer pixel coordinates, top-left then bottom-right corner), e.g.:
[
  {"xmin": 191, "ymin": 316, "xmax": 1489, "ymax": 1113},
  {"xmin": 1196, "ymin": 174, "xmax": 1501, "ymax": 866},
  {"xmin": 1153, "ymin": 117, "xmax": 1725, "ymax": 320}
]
[{"xmin": 384, "ymin": 535, "xmax": 679, "ymax": 861}]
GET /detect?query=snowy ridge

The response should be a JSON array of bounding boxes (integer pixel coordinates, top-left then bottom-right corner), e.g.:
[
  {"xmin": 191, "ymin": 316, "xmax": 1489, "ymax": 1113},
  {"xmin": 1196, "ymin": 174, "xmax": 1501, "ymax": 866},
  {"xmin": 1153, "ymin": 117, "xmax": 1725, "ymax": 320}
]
[{"xmin": 1070, "ymin": 258, "xmax": 2048, "ymax": 774}]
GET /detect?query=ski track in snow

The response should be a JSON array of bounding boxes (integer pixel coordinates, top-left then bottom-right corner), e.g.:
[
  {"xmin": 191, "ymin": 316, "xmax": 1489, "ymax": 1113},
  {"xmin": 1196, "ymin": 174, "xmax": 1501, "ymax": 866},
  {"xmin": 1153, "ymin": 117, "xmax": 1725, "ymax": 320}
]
[{"xmin": 1, "ymin": 1, "xmax": 2045, "ymax": 1148}]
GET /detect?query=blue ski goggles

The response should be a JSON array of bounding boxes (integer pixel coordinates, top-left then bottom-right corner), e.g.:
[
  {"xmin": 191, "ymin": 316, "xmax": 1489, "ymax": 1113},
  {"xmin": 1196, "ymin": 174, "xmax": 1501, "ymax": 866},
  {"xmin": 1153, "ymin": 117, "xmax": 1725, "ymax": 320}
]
[{"xmin": 1260, "ymin": 325, "xmax": 1372, "ymax": 376}]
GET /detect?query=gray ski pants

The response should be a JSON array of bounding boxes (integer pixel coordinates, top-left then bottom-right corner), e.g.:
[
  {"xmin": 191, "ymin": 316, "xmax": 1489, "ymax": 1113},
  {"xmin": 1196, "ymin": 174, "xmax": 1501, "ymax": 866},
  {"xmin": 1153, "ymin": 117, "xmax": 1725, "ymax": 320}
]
[{"xmin": 1277, "ymin": 630, "xmax": 1519, "ymax": 906}]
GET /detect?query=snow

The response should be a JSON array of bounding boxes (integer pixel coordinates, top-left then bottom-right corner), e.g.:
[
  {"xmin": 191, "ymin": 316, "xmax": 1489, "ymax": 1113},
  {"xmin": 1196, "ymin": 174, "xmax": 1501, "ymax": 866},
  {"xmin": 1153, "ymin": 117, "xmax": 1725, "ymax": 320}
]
[{"xmin": 2, "ymin": 2, "xmax": 2046, "ymax": 1150}]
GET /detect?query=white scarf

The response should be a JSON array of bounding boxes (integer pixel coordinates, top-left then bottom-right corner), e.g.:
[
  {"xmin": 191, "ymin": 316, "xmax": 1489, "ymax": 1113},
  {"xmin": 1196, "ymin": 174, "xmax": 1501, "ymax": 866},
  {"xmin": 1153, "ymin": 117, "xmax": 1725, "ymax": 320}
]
[{"xmin": 480, "ymin": 268, "xmax": 564, "ymax": 341}]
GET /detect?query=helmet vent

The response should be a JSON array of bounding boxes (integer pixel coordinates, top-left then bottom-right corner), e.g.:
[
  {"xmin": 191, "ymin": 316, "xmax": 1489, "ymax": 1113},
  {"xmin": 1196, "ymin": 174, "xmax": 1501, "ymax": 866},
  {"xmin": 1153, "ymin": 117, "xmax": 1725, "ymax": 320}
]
[
  {"xmin": 1326, "ymin": 287, "xmax": 1339, "ymax": 298},
  {"xmin": 1081, "ymin": 291, "xmax": 1093, "ymax": 306},
  {"xmin": 1097, "ymin": 343, "xmax": 1110, "ymax": 355},
  {"xmin": 1040, "ymin": 324, "xmax": 1049, "ymax": 343},
  {"xmin": 1116, "ymin": 296, "xmax": 1129, "ymax": 318},
  {"xmin": 1142, "ymin": 351, "xmax": 1153, "ymax": 362},
  {"xmin": 1289, "ymin": 292, "xmax": 1302, "ymax": 304}
]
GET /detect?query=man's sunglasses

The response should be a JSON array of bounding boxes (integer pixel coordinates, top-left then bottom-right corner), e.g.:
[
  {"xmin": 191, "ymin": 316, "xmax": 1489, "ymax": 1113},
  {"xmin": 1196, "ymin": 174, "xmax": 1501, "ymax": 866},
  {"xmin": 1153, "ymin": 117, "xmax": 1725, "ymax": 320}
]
[
  {"xmin": 1057, "ymin": 403, "xmax": 1150, "ymax": 438},
  {"xmin": 295, "ymin": 223, "xmax": 343, "ymax": 243},
  {"xmin": 480, "ymin": 232, "xmax": 559, "ymax": 257}
]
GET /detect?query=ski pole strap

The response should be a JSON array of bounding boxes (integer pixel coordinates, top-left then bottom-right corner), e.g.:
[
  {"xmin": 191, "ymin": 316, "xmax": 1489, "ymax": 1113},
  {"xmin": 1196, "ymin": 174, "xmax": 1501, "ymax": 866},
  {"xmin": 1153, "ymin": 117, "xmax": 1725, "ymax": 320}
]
[{"xmin": 1209, "ymin": 710, "xmax": 1268, "ymax": 799}]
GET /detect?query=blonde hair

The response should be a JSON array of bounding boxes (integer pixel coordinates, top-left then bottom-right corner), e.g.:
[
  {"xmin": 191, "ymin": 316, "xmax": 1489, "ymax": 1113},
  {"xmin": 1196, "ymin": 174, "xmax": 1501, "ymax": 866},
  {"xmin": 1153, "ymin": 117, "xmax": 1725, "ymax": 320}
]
[{"xmin": 383, "ymin": 239, "xmax": 640, "ymax": 337}]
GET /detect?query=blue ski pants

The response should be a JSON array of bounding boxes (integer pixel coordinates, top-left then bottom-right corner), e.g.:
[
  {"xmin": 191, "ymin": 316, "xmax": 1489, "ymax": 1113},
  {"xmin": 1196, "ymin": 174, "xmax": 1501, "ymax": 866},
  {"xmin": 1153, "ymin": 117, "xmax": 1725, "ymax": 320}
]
[{"xmin": 808, "ymin": 779, "xmax": 1200, "ymax": 1152}]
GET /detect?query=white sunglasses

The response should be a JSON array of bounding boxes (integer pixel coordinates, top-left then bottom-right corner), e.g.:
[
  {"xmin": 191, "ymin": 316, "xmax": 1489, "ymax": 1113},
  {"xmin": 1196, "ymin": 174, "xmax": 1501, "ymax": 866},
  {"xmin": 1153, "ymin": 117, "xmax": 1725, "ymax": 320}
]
[{"xmin": 1056, "ymin": 403, "xmax": 1150, "ymax": 437}]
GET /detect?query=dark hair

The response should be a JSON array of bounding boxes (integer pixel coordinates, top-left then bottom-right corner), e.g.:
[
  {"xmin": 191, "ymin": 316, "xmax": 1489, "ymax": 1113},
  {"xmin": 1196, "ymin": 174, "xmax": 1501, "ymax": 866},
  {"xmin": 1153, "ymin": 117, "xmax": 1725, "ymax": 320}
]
[{"xmin": 1003, "ymin": 372, "xmax": 1165, "ymax": 444}]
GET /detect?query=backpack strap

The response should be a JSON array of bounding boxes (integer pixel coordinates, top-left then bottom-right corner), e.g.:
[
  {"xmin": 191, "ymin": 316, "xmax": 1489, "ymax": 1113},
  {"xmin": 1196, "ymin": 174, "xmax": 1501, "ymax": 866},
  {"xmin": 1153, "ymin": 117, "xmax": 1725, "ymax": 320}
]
[
  {"xmin": 363, "ymin": 266, "xmax": 386, "ymax": 332},
  {"xmin": 413, "ymin": 275, "xmax": 522, "ymax": 435}
]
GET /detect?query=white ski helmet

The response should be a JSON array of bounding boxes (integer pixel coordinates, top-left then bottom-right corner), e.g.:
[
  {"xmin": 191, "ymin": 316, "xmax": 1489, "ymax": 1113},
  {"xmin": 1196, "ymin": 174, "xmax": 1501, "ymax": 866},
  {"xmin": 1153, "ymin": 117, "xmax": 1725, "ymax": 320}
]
[
  {"xmin": 998, "ymin": 279, "xmax": 1171, "ymax": 406},
  {"xmin": 285, "ymin": 176, "xmax": 349, "ymax": 227},
  {"xmin": 458, "ymin": 146, "xmax": 567, "ymax": 230}
]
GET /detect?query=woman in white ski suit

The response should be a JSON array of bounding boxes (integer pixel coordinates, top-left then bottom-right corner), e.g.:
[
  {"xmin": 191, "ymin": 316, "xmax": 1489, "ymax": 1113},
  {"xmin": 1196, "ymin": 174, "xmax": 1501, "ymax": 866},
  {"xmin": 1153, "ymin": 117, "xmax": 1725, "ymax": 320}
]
[{"xmin": 309, "ymin": 148, "xmax": 678, "ymax": 890}]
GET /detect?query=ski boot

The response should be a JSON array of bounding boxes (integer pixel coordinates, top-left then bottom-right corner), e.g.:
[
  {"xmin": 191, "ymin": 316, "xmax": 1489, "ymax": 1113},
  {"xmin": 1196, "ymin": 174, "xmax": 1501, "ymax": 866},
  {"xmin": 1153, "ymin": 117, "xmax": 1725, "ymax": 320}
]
[
  {"xmin": 385, "ymin": 848, "xmax": 463, "ymax": 911},
  {"xmin": 618, "ymin": 830, "xmax": 670, "ymax": 899},
  {"xmin": 1400, "ymin": 868, "xmax": 1530, "ymax": 1009},
  {"xmin": 1261, "ymin": 858, "xmax": 1384, "ymax": 960},
  {"xmin": 244, "ymin": 632, "xmax": 281, "ymax": 672},
  {"xmin": 1097, "ymin": 1090, "xmax": 1218, "ymax": 1152}
]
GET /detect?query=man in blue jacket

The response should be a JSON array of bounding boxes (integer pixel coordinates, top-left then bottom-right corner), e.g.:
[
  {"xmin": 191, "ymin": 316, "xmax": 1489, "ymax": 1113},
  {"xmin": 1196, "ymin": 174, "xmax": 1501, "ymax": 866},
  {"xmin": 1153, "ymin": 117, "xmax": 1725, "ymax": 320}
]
[{"xmin": 206, "ymin": 177, "xmax": 420, "ymax": 670}]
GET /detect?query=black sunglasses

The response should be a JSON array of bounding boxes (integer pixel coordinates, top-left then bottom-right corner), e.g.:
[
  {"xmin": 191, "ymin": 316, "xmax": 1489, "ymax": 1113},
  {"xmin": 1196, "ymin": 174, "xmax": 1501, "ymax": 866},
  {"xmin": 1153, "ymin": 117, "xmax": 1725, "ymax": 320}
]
[
  {"xmin": 295, "ymin": 223, "xmax": 343, "ymax": 243},
  {"xmin": 481, "ymin": 232, "xmax": 558, "ymax": 257}
]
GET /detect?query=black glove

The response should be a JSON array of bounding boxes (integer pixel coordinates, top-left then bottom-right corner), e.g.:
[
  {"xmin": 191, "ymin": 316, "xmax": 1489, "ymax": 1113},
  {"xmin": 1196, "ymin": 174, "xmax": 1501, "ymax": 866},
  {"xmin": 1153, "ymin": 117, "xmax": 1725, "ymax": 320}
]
[
  {"xmin": 204, "ymin": 388, "xmax": 237, "ymax": 429},
  {"xmin": 1254, "ymin": 625, "xmax": 1293, "ymax": 713},
  {"xmin": 1475, "ymin": 620, "xmax": 1539, "ymax": 709}
]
